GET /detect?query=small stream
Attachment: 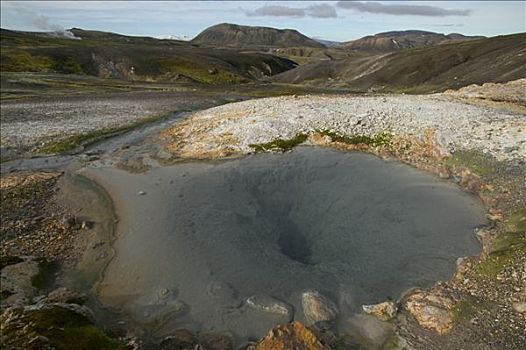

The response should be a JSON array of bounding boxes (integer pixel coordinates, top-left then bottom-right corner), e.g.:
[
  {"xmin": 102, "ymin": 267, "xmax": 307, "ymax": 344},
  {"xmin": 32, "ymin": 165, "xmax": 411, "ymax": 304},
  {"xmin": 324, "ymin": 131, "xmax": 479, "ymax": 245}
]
[
  {"xmin": 0, "ymin": 111, "xmax": 188, "ymax": 175},
  {"xmin": 84, "ymin": 147, "xmax": 486, "ymax": 345}
]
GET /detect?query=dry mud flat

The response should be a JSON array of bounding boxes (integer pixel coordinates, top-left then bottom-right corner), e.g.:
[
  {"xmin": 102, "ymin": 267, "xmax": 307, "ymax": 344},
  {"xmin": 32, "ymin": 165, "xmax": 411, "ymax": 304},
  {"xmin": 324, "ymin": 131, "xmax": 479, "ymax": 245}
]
[{"xmin": 156, "ymin": 88, "xmax": 525, "ymax": 349}]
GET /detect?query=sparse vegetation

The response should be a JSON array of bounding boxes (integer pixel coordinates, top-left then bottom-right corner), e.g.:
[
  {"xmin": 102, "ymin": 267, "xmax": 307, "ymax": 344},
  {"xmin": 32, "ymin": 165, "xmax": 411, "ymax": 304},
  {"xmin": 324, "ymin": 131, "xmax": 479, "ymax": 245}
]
[
  {"xmin": 250, "ymin": 133, "xmax": 308, "ymax": 152},
  {"xmin": 507, "ymin": 208, "xmax": 526, "ymax": 233},
  {"xmin": 451, "ymin": 296, "xmax": 494, "ymax": 323},
  {"xmin": 317, "ymin": 129, "xmax": 392, "ymax": 147},
  {"xmin": 156, "ymin": 57, "xmax": 245, "ymax": 84},
  {"xmin": 249, "ymin": 130, "xmax": 392, "ymax": 153},
  {"xmin": 443, "ymin": 150, "xmax": 500, "ymax": 177},
  {"xmin": 2, "ymin": 306, "xmax": 123, "ymax": 350},
  {"xmin": 474, "ymin": 233, "xmax": 526, "ymax": 278},
  {"xmin": 273, "ymin": 33, "xmax": 526, "ymax": 93},
  {"xmin": 0, "ymin": 28, "xmax": 296, "ymax": 84},
  {"xmin": 0, "ymin": 50, "xmax": 54, "ymax": 72},
  {"xmin": 39, "ymin": 113, "xmax": 171, "ymax": 154}
]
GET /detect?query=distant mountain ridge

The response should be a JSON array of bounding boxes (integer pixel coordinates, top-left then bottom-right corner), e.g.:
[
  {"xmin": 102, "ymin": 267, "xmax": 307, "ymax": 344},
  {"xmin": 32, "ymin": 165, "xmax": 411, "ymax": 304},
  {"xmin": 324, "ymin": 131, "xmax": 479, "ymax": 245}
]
[
  {"xmin": 344, "ymin": 30, "xmax": 485, "ymax": 51},
  {"xmin": 272, "ymin": 33, "xmax": 526, "ymax": 93},
  {"xmin": 0, "ymin": 28, "xmax": 297, "ymax": 83},
  {"xmin": 191, "ymin": 23, "xmax": 325, "ymax": 48}
]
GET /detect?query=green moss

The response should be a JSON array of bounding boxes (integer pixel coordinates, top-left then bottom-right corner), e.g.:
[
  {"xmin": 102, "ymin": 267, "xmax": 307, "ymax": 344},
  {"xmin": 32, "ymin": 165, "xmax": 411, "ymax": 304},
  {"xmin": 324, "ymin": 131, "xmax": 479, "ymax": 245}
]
[
  {"xmin": 250, "ymin": 133, "xmax": 308, "ymax": 152},
  {"xmin": 474, "ymin": 233, "xmax": 526, "ymax": 277},
  {"xmin": 317, "ymin": 129, "xmax": 392, "ymax": 147},
  {"xmin": 0, "ymin": 255, "xmax": 24, "ymax": 270},
  {"xmin": 25, "ymin": 306, "xmax": 122, "ymax": 350},
  {"xmin": 451, "ymin": 296, "xmax": 493, "ymax": 323},
  {"xmin": 443, "ymin": 150, "xmax": 499, "ymax": 177},
  {"xmin": 491, "ymin": 233, "xmax": 526, "ymax": 254},
  {"xmin": 31, "ymin": 258, "xmax": 59, "ymax": 290},
  {"xmin": 40, "ymin": 130, "xmax": 110, "ymax": 154},
  {"xmin": 507, "ymin": 208, "xmax": 526, "ymax": 233}
]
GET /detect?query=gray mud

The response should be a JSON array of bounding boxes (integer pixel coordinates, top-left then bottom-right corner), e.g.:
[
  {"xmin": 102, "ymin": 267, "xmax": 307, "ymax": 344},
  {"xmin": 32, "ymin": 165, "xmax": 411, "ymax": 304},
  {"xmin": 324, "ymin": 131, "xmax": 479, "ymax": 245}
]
[{"xmin": 84, "ymin": 147, "xmax": 485, "ymax": 343}]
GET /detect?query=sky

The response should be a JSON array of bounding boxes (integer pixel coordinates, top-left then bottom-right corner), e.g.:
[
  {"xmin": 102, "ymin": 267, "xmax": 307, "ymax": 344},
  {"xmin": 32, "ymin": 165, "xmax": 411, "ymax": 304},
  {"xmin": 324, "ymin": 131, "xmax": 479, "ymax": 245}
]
[{"xmin": 1, "ymin": 1, "xmax": 525, "ymax": 42}]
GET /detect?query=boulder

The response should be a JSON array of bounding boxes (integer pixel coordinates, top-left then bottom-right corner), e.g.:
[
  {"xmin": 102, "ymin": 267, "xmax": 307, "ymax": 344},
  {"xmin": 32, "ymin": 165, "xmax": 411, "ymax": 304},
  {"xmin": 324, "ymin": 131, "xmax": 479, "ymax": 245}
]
[
  {"xmin": 361, "ymin": 301, "xmax": 397, "ymax": 321},
  {"xmin": 255, "ymin": 321, "xmax": 329, "ymax": 350},
  {"xmin": 405, "ymin": 290, "xmax": 454, "ymax": 334},
  {"xmin": 206, "ymin": 281, "xmax": 241, "ymax": 308},
  {"xmin": 246, "ymin": 294, "xmax": 293, "ymax": 319},
  {"xmin": 1, "ymin": 257, "xmax": 40, "ymax": 310},
  {"xmin": 301, "ymin": 290, "xmax": 338, "ymax": 325}
]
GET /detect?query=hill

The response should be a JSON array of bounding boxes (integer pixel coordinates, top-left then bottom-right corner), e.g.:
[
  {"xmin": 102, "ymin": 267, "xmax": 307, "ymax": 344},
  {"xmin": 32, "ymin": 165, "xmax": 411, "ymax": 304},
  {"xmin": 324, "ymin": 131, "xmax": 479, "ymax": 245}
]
[
  {"xmin": 0, "ymin": 28, "xmax": 297, "ymax": 84},
  {"xmin": 343, "ymin": 30, "xmax": 485, "ymax": 52},
  {"xmin": 272, "ymin": 33, "xmax": 526, "ymax": 93},
  {"xmin": 190, "ymin": 23, "xmax": 325, "ymax": 48}
]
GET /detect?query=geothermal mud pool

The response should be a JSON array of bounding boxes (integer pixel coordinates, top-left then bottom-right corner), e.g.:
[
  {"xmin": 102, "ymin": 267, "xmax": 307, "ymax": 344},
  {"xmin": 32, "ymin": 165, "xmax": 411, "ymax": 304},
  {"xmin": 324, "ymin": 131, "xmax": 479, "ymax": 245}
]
[{"xmin": 85, "ymin": 147, "xmax": 486, "ymax": 344}]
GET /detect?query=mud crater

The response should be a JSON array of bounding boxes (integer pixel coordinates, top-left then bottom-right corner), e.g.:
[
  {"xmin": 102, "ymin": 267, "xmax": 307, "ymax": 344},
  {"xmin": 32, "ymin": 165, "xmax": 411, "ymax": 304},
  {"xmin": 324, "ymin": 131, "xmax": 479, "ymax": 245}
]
[{"xmin": 87, "ymin": 147, "xmax": 486, "ymax": 341}]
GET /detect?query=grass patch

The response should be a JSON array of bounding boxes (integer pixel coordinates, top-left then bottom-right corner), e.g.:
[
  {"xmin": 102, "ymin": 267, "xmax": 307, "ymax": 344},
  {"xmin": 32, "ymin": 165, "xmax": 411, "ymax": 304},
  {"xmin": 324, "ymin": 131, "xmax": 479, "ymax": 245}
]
[
  {"xmin": 40, "ymin": 129, "xmax": 116, "ymax": 154},
  {"xmin": 250, "ymin": 133, "xmax": 308, "ymax": 152},
  {"xmin": 474, "ymin": 233, "xmax": 526, "ymax": 278},
  {"xmin": 317, "ymin": 129, "xmax": 392, "ymax": 147},
  {"xmin": 0, "ymin": 50, "xmax": 54, "ymax": 72},
  {"xmin": 443, "ymin": 150, "xmax": 500, "ymax": 177},
  {"xmin": 507, "ymin": 208, "xmax": 526, "ymax": 233},
  {"xmin": 451, "ymin": 296, "xmax": 493, "ymax": 323}
]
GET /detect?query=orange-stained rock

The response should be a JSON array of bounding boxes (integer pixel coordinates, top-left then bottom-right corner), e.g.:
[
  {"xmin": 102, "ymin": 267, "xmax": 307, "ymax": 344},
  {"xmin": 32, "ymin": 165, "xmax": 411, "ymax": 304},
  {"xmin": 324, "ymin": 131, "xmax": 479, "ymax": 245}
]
[
  {"xmin": 405, "ymin": 290, "xmax": 454, "ymax": 334},
  {"xmin": 255, "ymin": 321, "xmax": 329, "ymax": 350}
]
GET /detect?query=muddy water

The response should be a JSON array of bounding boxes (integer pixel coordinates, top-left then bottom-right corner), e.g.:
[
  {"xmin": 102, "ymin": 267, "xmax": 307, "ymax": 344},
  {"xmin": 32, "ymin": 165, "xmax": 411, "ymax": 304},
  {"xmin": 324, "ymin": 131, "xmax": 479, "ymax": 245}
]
[{"xmin": 85, "ymin": 147, "xmax": 485, "ymax": 343}]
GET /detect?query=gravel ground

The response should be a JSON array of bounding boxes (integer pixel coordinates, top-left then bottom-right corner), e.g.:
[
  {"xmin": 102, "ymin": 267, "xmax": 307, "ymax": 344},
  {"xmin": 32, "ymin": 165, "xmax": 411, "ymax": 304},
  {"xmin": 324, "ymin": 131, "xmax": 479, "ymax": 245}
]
[
  {"xmin": 163, "ymin": 93, "xmax": 526, "ymax": 162},
  {"xmin": 0, "ymin": 90, "xmax": 244, "ymax": 158}
]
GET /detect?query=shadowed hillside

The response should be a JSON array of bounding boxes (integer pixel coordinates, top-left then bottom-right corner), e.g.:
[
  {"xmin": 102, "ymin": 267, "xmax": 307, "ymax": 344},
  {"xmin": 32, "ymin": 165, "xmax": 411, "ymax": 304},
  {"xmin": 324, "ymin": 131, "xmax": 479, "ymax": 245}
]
[
  {"xmin": 343, "ymin": 30, "xmax": 485, "ymax": 52},
  {"xmin": 0, "ymin": 28, "xmax": 298, "ymax": 84},
  {"xmin": 272, "ymin": 33, "xmax": 526, "ymax": 93},
  {"xmin": 191, "ymin": 23, "xmax": 325, "ymax": 48}
]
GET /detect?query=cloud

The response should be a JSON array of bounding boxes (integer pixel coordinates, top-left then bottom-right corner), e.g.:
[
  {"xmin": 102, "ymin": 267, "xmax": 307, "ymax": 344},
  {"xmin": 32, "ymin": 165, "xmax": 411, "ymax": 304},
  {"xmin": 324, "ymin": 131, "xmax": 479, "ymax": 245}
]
[
  {"xmin": 337, "ymin": 1, "xmax": 471, "ymax": 17},
  {"xmin": 245, "ymin": 4, "xmax": 337, "ymax": 18},
  {"xmin": 431, "ymin": 23, "xmax": 465, "ymax": 28},
  {"xmin": 247, "ymin": 5, "xmax": 305, "ymax": 18},
  {"xmin": 306, "ymin": 4, "xmax": 338, "ymax": 18}
]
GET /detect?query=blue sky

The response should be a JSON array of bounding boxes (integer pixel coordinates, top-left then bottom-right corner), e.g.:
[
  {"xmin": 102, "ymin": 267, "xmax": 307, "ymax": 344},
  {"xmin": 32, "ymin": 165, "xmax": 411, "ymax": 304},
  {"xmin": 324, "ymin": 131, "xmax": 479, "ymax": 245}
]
[{"xmin": 1, "ymin": 1, "xmax": 525, "ymax": 41}]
